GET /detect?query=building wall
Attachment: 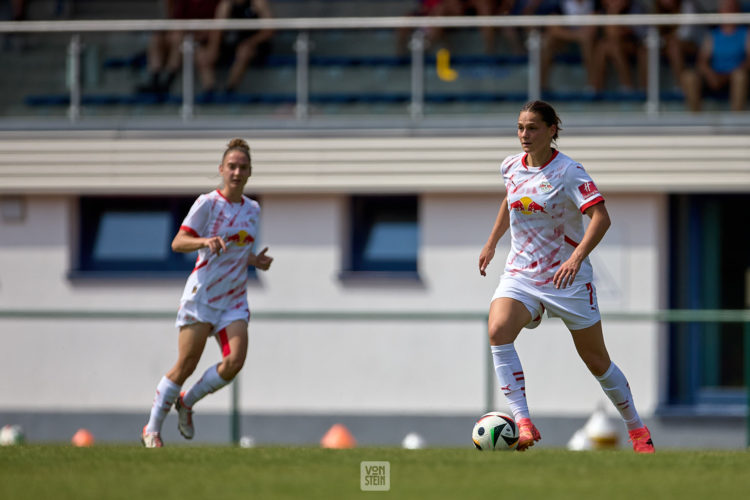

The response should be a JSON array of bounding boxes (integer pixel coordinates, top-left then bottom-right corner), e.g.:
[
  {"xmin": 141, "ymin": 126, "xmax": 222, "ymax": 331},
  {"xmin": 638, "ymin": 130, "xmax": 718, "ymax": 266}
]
[{"xmin": 0, "ymin": 191, "xmax": 666, "ymax": 419}]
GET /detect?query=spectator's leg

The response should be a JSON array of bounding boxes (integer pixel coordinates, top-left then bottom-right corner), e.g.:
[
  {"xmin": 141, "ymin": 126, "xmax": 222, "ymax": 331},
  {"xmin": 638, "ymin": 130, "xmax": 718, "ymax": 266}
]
[
  {"xmin": 578, "ymin": 26, "xmax": 598, "ymax": 90},
  {"xmin": 729, "ymin": 67, "xmax": 747, "ymax": 111},
  {"xmin": 591, "ymin": 37, "xmax": 611, "ymax": 92},
  {"xmin": 604, "ymin": 28, "xmax": 634, "ymax": 90},
  {"xmin": 540, "ymin": 27, "xmax": 566, "ymax": 89},
  {"xmin": 226, "ymin": 40, "xmax": 258, "ymax": 91},
  {"xmin": 681, "ymin": 69, "xmax": 701, "ymax": 112},
  {"xmin": 196, "ymin": 43, "xmax": 218, "ymax": 92},
  {"xmin": 472, "ymin": 0, "xmax": 496, "ymax": 54},
  {"xmin": 663, "ymin": 34, "xmax": 685, "ymax": 87},
  {"xmin": 147, "ymin": 32, "xmax": 168, "ymax": 74}
]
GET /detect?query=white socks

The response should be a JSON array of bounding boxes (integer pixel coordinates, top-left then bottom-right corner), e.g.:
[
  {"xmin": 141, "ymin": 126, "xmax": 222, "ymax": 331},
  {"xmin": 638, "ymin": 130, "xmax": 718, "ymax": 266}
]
[
  {"xmin": 491, "ymin": 345, "xmax": 643, "ymax": 431},
  {"xmin": 182, "ymin": 363, "xmax": 230, "ymax": 408},
  {"xmin": 596, "ymin": 362, "xmax": 644, "ymax": 431},
  {"xmin": 491, "ymin": 343, "xmax": 530, "ymax": 421},
  {"xmin": 145, "ymin": 376, "xmax": 181, "ymax": 433}
]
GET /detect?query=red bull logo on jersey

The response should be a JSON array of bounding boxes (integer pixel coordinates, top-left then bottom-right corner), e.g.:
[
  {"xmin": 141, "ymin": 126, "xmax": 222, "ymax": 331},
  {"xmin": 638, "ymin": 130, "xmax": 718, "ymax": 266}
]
[
  {"xmin": 225, "ymin": 230, "xmax": 254, "ymax": 247},
  {"xmin": 509, "ymin": 196, "xmax": 547, "ymax": 215},
  {"xmin": 578, "ymin": 181, "xmax": 599, "ymax": 199}
]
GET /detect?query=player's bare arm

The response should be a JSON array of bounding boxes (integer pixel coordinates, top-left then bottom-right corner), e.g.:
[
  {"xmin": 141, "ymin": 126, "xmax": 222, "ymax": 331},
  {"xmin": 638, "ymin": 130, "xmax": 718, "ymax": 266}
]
[
  {"xmin": 553, "ymin": 202, "xmax": 611, "ymax": 289},
  {"xmin": 247, "ymin": 246, "xmax": 273, "ymax": 271},
  {"xmin": 479, "ymin": 195, "xmax": 511, "ymax": 276},
  {"xmin": 171, "ymin": 229, "xmax": 226, "ymax": 255}
]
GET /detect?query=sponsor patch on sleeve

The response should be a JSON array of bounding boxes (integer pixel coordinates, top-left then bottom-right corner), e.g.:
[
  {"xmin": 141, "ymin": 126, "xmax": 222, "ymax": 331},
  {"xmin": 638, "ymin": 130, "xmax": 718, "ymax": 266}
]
[{"xmin": 578, "ymin": 181, "xmax": 599, "ymax": 199}]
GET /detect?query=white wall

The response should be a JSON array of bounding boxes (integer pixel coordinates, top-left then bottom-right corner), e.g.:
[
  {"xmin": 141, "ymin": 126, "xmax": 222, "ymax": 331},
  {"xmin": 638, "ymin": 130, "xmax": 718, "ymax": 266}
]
[{"xmin": 0, "ymin": 192, "xmax": 666, "ymax": 418}]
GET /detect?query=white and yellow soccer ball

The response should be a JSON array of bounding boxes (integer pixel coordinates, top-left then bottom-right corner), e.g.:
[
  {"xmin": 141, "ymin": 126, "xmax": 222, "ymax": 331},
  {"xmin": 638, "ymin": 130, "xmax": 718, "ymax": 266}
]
[
  {"xmin": 0, "ymin": 424, "xmax": 25, "ymax": 446},
  {"xmin": 472, "ymin": 412, "xmax": 519, "ymax": 451}
]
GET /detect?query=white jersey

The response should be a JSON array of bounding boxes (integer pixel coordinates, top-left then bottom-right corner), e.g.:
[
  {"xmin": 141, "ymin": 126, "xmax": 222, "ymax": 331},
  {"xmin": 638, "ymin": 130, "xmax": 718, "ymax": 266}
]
[
  {"xmin": 501, "ymin": 150, "xmax": 604, "ymax": 287},
  {"xmin": 178, "ymin": 190, "xmax": 260, "ymax": 310}
]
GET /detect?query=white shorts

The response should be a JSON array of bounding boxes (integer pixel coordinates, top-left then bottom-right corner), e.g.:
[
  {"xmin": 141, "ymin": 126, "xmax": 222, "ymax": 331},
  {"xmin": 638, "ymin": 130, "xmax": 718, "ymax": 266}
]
[
  {"xmin": 491, "ymin": 276, "xmax": 601, "ymax": 331},
  {"xmin": 175, "ymin": 299, "xmax": 250, "ymax": 336}
]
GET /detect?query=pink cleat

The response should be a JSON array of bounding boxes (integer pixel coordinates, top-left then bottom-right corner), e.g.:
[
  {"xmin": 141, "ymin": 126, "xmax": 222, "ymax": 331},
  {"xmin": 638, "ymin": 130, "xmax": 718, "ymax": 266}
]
[
  {"xmin": 628, "ymin": 426, "xmax": 655, "ymax": 454},
  {"xmin": 516, "ymin": 418, "xmax": 541, "ymax": 451}
]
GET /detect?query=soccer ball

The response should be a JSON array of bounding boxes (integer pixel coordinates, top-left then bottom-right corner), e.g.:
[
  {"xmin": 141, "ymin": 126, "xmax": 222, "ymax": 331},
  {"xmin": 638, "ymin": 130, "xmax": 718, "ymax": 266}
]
[
  {"xmin": 0, "ymin": 424, "xmax": 25, "ymax": 446},
  {"xmin": 472, "ymin": 412, "xmax": 519, "ymax": 451}
]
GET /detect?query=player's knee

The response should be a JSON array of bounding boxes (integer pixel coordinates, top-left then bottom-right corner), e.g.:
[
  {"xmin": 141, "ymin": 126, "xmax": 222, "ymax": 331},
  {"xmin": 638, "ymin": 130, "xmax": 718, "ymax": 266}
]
[
  {"xmin": 488, "ymin": 320, "xmax": 518, "ymax": 345},
  {"xmin": 582, "ymin": 354, "xmax": 611, "ymax": 377},
  {"xmin": 222, "ymin": 355, "xmax": 245, "ymax": 379}
]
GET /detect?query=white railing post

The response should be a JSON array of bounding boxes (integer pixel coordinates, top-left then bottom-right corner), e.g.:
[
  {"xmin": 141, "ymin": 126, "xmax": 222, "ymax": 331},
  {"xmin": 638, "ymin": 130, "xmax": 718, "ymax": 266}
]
[
  {"xmin": 527, "ymin": 28, "xmax": 541, "ymax": 102},
  {"xmin": 409, "ymin": 29, "xmax": 425, "ymax": 122},
  {"xmin": 646, "ymin": 26, "xmax": 660, "ymax": 117},
  {"xmin": 294, "ymin": 31, "xmax": 310, "ymax": 121},
  {"xmin": 181, "ymin": 33, "xmax": 195, "ymax": 122},
  {"xmin": 67, "ymin": 34, "xmax": 81, "ymax": 122}
]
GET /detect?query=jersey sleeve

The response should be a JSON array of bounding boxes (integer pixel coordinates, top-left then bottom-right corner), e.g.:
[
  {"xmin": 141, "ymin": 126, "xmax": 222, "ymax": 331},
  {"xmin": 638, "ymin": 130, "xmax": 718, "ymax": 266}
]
[
  {"xmin": 564, "ymin": 163, "xmax": 604, "ymax": 213},
  {"xmin": 179, "ymin": 195, "xmax": 210, "ymax": 237},
  {"xmin": 499, "ymin": 154, "xmax": 515, "ymax": 192}
]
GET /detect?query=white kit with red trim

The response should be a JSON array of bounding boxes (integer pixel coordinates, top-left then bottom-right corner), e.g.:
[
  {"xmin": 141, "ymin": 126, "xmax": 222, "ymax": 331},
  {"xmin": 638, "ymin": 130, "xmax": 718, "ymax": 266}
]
[
  {"xmin": 179, "ymin": 190, "xmax": 261, "ymax": 310},
  {"xmin": 500, "ymin": 150, "xmax": 604, "ymax": 287}
]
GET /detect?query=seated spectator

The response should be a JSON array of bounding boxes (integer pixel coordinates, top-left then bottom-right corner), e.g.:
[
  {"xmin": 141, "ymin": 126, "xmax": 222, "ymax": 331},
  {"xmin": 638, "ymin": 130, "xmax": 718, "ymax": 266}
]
[
  {"xmin": 682, "ymin": 0, "xmax": 750, "ymax": 111},
  {"xmin": 540, "ymin": 0, "xmax": 598, "ymax": 91},
  {"xmin": 196, "ymin": 0, "xmax": 273, "ymax": 94},
  {"xmin": 497, "ymin": 0, "xmax": 565, "ymax": 55},
  {"xmin": 396, "ymin": 0, "xmax": 500, "ymax": 55},
  {"xmin": 591, "ymin": 0, "xmax": 647, "ymax": 93},
  {"xmin": 654, "ymin": 0, "xmax": 703, "ymax": 93},
  {"xmin": 137, "ymin": 0, "xmax": 221, "ymax": 95}
]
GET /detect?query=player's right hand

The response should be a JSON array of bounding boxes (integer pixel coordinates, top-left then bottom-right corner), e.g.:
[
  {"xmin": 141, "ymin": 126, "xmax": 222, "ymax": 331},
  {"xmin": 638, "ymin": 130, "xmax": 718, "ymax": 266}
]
[
  {"xmin": 204, "ymin": 236, "xmax": 227, "ymax": 255},
  {"xmin": 479, "ymin": 246, "xmax": 495, "ymax": 276}
]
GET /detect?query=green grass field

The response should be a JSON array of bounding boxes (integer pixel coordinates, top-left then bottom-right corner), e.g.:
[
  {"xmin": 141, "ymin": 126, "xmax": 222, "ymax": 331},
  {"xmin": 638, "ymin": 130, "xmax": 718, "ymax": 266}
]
[{"xmin": 2, "ymin": 445, "xmax": 749, "ymax": 499}]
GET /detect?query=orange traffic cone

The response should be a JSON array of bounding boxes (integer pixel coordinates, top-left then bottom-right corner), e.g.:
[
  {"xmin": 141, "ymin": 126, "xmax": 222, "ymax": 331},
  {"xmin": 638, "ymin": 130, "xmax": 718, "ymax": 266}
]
[
  {"xmin": 320, "ymin": 423, "xmax": 356, "ymax": 449},
  {"xmin": 71, "ymin": 428, "xmax": 95, "ymax": 447}
]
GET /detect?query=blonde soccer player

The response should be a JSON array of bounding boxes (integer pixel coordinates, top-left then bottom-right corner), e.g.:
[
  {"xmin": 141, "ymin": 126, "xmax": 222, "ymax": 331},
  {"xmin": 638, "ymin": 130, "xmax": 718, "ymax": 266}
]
[
  {"xmin": 142, "ymin": 138, "xmax": 273, "ymax": 448},
  {"xmin": 478, "ymin": 101, "xmax": 654, "ymax": 453}
]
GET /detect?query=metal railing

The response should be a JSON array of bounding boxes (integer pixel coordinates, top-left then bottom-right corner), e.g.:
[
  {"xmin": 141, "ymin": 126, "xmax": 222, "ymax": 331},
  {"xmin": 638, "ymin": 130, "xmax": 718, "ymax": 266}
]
[
  {"xmin": 1, "ymin": 307, "xmax": 749, "ymax": 445},
  {"xmin": 3, "ymin": 13, "xmax": 750, "ymax": 122}
]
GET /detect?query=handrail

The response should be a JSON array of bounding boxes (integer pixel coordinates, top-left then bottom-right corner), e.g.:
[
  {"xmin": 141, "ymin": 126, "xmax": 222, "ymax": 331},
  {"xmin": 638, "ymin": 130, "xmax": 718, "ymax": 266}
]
[
  {"xmin": 4, "ymin": 13, "xmax": 749, "ymax": 123},
  {"xmin": 1, "ymin": 14, "xmax": 750, "ymax": 33}
]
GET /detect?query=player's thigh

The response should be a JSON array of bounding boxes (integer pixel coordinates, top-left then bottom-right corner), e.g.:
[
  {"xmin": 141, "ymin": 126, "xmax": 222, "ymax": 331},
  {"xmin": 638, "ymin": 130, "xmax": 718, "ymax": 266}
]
[
  {"xmin": 488, "ymin": 297, "xmax": 531, "ymax": 345},
  {"xmin": 218, "ymin": 320, "xmax": 249, "ymax": 362},
  {"xmin": 177, "ymin": 322, "xmax": 212, "ymax": 362}
]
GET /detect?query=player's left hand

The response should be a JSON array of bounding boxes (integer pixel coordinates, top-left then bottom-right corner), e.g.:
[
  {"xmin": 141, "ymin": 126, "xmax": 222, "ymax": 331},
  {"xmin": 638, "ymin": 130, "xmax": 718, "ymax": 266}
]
[
  {"xmin": 253, "ymin": 247, "xmax": 273, "ymax": 271},
  {"xmin": 553, "ymin": 256, "xmax": 581, "ymax": 289}
]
